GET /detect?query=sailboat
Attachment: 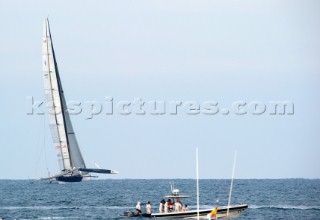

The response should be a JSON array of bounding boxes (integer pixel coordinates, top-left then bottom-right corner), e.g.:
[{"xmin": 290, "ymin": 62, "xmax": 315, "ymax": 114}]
[{"xmin": 41, "ymin": 19, "xmax": 118, "ymax": 182}]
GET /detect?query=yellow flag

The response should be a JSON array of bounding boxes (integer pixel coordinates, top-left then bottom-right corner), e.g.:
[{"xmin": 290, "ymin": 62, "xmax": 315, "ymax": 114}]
[{"xmin": 210, "ymin": 207, "xmax": 217, "ymax": 217}]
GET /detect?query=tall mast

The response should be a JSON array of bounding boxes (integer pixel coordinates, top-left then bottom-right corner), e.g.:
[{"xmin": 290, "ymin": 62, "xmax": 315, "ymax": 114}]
[{"xmin": 196, "ymin": 148, "xmax": 200, "ymax": 220}]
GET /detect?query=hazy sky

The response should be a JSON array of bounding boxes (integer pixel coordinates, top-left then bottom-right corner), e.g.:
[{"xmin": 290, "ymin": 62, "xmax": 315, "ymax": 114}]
[{"xmin": 0, "ymin": 0, "xmax": 319, "ymax": 179}]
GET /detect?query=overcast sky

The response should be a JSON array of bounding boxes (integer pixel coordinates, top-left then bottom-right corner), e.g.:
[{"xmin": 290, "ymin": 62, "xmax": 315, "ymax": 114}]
[{"xmin": 0, "ymin": 0, "xmax": 319, "ymax": 179}]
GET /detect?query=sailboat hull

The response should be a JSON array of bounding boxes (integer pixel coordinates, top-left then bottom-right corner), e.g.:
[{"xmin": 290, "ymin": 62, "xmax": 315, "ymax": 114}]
[{"xmin": 56, "ymin": 175, "xmax": 83, "ymax": 182}]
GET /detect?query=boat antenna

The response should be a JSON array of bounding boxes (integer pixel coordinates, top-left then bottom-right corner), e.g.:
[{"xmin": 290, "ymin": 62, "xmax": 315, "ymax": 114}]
[
  {"xmin": 169, "ymin": 181, "xmax": 174, "ymax": 193},
  {"xmin": 196, "ymin": 148, "xmax": 200, "ymax": 220},
  {"xmin": 227, "ymin": 150, "xmax": 237, "ymax": 217}
]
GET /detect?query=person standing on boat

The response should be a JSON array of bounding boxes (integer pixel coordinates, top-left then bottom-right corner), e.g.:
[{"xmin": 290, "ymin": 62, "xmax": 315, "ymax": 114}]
[
  {"xmin": 146, "ymin": 201, "xmax": 152, "ymax": 214},
  {"xmin": 164, "ymin": 200, "xmax": 168, "ymax": 213},
  {"xmin": 175, "ymin": 199, "xmax": 182, "ymax": 212},
  {"xmin": 159, "ymin": 199, "xmax": 165, "ymax": 213},
  {"xmin": 135, "ymin": 202, "xmax": 141, "ymax": 215}
]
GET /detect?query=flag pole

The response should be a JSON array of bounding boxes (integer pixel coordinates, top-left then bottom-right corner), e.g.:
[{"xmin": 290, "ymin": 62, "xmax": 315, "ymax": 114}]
[
  {"xmin": 227, "ymin": 150, "xmax": 237, "ymax": 218},
  {"xmin": 196, "ymin": 148, "xmax": 200, "ymax": 220}
]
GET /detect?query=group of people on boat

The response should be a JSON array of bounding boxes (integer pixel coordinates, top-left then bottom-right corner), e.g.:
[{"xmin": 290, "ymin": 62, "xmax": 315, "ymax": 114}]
[
  {"xmin": 135, "ymin": 201, "xmax": 152, "ymax": 215},
  {"xmin": 158, "ymin": 199, "xmax": 188, "ymax": 213},
  {"xmin": 133, "ymin": 199, "xmax": 189, "ymax": 215}
]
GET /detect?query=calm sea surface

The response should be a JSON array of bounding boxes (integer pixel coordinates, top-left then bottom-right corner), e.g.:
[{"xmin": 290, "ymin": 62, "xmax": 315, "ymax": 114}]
[{"xmin": 0, "ymin": 179, "xmax": 319, "ymax": 219}]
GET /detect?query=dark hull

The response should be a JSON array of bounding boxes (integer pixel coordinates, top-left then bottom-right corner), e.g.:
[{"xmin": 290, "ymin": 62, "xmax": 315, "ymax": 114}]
[
  {"xmin": 124, "ymin": 211, "xmax": 140, "ymax": 217},
  {"xmin": 124, "ymin": 211, "xmax": 151, "ymax": 218},
  {"xmin": 56, "ymin": 175, "xmax": 83, "ymax": 182},
  {"xmin": 151, "ymin": 204, "xmax": 248, "ymax": 218}
]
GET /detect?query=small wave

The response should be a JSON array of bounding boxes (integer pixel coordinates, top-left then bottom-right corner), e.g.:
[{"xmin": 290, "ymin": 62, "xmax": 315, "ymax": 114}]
[
  {"xmin": 18, "ymin": 217, "xmax": 78, "ymax": 220},
  {"xmin": 250, "ymin": 205, "xmax": 320, "ymax": 210},
  {"xmin": 103, "ymin": 206, "xmax": 133, "ymax": 210},
  {"xmin": 0, "ymin": 206, "xmax": 69, "ymax": 210},
  {"xmin": 0, "ymin": 206, "xmax": 81, "ymax": 210},
  {"xmin": 0, "ymin": 205, "xmax": 133, "ymax": 211},
  {"xmin": 36, "ymin": 217, "xmax": 73, "ymax": 220}
]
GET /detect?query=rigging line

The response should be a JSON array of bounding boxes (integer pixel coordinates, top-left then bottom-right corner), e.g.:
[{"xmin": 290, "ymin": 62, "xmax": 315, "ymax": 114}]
[
  {"xmin": 34, "ymin": 113, "xmax": 44, "ymax": 178},
  {"xmin": 43, "ymin": 113, "xmax": 49, "ymax": 174}
]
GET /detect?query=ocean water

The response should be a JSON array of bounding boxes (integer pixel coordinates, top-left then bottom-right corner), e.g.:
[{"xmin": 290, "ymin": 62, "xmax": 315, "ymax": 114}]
[{"xmin": 0, "ymin": 179, "xmax": 319, "ymax": 219}]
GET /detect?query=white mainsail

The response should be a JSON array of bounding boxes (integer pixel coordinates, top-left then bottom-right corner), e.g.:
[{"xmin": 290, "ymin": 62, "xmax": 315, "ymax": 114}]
[{"xmin": 41, "ymin": 19, "xmax": 117, "ymax": 182}]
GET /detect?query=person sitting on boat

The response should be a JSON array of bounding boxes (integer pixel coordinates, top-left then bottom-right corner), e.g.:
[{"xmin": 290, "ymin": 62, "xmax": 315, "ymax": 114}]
[
  {"xmin": 159, "ymin": 199, "xmax": 165, "ymax": 213},
  {"xmin": 135, "ymin": 202, "xmax": 141, "ymax": 215},
  {"xmin": 167, "ymin": 199, "xmax": 173, "ymax": 212},
  {"xmin": 182, "ymin": 204, "xmax": 188, "ymax": 212},
  {"xmin": 146, "ymin": 201, "xmax": 152, "ymax": 214},
  {"xmin": 175, "ymin": 199, "xmax": 182, "ymax": 212}
]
